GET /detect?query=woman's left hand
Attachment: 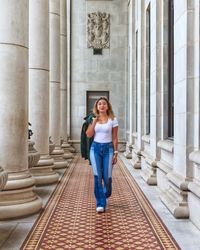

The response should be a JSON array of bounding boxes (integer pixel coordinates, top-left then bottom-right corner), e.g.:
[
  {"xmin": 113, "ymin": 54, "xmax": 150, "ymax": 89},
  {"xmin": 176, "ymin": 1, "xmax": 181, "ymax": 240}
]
[{"xmin": 112, "ymin": 154, "xmax": 118, "ymax": 165}]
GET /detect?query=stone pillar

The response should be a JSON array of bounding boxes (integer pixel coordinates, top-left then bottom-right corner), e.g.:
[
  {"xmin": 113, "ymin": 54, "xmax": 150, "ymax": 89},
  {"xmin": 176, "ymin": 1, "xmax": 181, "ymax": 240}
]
[
  {"xmin": 187, "ymin": 0, "xmax": 200, "ymax": 230},
  {"xmin": 131, "ymin": 0, "xmax": 145, "ymax": 169},
  {"xmin": 66, "ymin": 0, "xmax": 72, "ymax": 145},
  {"xmin": 29, "ymin": 0, "xmax": 59, "ymax": 184},
  {"xmin": 60, "ymin": 0, "xmax": 73, "ymax": 160},
  {"xmin": 141, "ymin": 0, "xmax": 162, "ymax": 185},
  {"xmin": 124, "ymin": 0, "xmax": 134, "ymax": 160},
  {"xmin": 157, "ymin": 0, "xmax": 174, "ymax": 196},
  {"xmin": 49, "ymin": 0, "xmax": 68, "ymax": 168},
  {"xmin": 0, "ymin": 0, "xmax": 42, "ymax": 219},
  {"xmin": 161, "ymin": 0, "xmax": 195, "ymax": 218},
  {"xmin": 126, "ymin": 0, "xmax": 133, "ymax": 161}
]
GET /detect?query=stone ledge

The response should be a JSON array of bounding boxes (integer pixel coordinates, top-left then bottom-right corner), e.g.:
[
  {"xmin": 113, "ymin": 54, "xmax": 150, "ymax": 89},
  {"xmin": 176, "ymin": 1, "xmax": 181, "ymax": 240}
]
[
  {"xmin": 142, "ymin": 134, "xmax": 150, "ymax": 144},
  {"xmin": 145, "ymin": 156, "xmax": 157, "ymax": 167},
  {"xmin": 157, "ymin": 160, "xmax": 172, "ymax": 174},
  {"xmin": 86, "ymin": 0, "xmax": 113, "ymax": 1},
  {"xmin": 157, "ymin": 139, "xmax": 174, "ymax": 153},
  {"xmin": 132, "ymin": 132, "xmax": 138, "ymax": 138},
  {"xmin": 188, "ymin": 181, "xmax": 200, "ymax": 198},
  {"xmin": 167, "ymin": 171, "xmax": 189, "ymax": 191},
  {"xmin": 161, "ymin": 189, "xmax": 189, "ymax": 218},
  {"xmin": 133, "ymin": 146, "xmax": 142, "ymax": 155},
  {"xmin": 189, "ymin": 150, "xmax": 200, "ymax": 165}
]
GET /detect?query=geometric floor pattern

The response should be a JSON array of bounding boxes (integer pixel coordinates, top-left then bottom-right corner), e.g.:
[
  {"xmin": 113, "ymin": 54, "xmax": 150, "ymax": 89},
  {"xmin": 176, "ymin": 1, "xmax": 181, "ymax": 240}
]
[{"xmin": 21, "ymin": 155, "xmax": 180, "ymax": 250}]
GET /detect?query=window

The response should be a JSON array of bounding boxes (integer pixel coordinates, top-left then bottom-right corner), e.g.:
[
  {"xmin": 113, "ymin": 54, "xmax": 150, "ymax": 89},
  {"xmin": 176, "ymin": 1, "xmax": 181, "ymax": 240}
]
[
  {"xmin": 168, "ymin": 0, "xmax": 174, "ymax": 138},
  {"xmin": 146, "ymin": 4, "xmax": 151, "ymax": 135},
  {"xmin": 135, "ymin": 31, "xmax": 138, "ymax": 133},
  {"xmin": 86, "ymin": 91, "xmax": 109, "ymax": 115}
]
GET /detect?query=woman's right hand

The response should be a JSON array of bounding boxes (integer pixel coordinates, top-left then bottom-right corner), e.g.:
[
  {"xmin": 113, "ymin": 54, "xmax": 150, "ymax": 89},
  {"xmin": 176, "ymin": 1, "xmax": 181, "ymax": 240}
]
[
  {"xmin": 86, "ymin": 115, "xmax": 99, "ymax": 138},
  {"xmin": 92, "ymin": 115, "xmax": 99, "ymax": 124}
]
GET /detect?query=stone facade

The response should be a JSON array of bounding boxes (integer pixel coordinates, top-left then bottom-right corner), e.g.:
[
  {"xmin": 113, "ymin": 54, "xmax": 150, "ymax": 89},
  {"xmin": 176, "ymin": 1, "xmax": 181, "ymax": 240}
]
[
  {"xmin": 127, "ymin": 0, "xmax": 200, "ymax": 229},
  {"xmin": 70, "ymin": 0, "xmax": 127, "ymax": 147},
  {"xmin": 0, "ymin": 0, "xmax": 200, "ymax": 233},
  {"xmin": 0, "ymin": 0, "xmax": 73, "ymax": 219}
]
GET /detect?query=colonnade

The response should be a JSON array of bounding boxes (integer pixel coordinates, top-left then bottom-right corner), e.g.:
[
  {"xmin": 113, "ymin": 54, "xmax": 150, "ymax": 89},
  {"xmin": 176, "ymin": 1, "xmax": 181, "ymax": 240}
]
[
  {"xmin": 0, "ymin": 0, "xmax": 73, "ymax": 219},
  {"xmin": 126, "ymin": 0, "xmax": 200, "ymax": 230}
]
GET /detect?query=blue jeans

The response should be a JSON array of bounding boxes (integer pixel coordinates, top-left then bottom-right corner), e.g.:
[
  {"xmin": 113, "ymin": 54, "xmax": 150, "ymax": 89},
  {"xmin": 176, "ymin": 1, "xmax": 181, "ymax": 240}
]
[{"xmin": 90, "ymin": 141, "xmax": 114, "ymax": 208}]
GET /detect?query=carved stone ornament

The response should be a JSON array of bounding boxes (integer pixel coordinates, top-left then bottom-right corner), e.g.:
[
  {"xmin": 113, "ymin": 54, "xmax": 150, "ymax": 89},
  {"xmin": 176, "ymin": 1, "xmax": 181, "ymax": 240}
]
[
  {"xmin": 87, "ymin": 12, "xmax": 110, "ymax": 49},
  {"xmin": 49, "ymin": 136, "xmax": 55, "ymax": 154},
  {"xmin": 28, "ymin": 140, "xmax": 40, "ymax": 168},
  {"xmin": 0, "ymin": 166, "xmax": 8, "ymax": 191}
]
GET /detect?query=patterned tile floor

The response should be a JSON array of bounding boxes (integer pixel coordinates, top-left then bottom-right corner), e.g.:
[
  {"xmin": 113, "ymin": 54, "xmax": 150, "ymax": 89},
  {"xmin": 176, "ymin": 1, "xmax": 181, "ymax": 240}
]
[{"xmin": 21, "ymin": 155, "xmax": 180, "ymax": 250}]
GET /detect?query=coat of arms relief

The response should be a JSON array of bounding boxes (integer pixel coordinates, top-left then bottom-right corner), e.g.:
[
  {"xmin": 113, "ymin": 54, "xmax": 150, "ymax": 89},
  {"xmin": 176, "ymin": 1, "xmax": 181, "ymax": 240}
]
[{"xmin": 87, "ymin": 12, "xmax": 110, "ymax": 49}]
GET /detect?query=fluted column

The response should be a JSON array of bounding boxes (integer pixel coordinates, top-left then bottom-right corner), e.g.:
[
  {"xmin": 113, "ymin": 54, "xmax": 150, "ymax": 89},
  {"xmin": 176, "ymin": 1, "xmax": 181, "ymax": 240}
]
[
  {"xmin": 161, "ymin": 0, "xmax": 194, "ymax": 218},
  {"xmin": 141, "ymin": 0, "xmax": 162, "ymax": 185},
  {"xmin": 29, "ymin": 0, "xmax": 59, "ymax": 184},
  {"xmin": 49, "ymin": 0, "xmax": 68, "ymax": 168},
  {"xmin": 60, "ymin": 0, "xmax": 73, "ymax": 159},
  {"xmin": 0, "ymin": 0, "xmax": 42, "ymax": 219}
]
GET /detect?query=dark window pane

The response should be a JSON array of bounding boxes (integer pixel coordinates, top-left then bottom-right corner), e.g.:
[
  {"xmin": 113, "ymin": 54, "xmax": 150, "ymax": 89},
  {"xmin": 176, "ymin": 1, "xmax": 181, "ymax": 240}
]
[
  {"xmin": 146, "ymin": 4, "xmax": 151, "ymax": 135},
  {"xmin": 86, "ymin": 91, "xmax": 109, "ymax": 115},
  {"xmin": 168, "ymin": 0, "xmax": 174, "ymax": 138}
]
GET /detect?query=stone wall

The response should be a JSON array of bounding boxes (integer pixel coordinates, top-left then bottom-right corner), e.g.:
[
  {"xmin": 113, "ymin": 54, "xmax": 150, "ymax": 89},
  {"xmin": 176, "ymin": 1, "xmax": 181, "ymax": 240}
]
[
  {"xmin": 71, "ymin": 0, "xmax": 128, "ymax": 142},
  {"xmin": 127, "ymin": 0, "xmax": 200, "ymax": 229}
]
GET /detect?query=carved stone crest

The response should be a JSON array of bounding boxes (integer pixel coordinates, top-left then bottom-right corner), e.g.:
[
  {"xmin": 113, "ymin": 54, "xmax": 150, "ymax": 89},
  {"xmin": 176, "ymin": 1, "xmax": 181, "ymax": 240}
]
[{"xmin": 87, "ymin": 12, "xmax": 110, "ymax": 49}]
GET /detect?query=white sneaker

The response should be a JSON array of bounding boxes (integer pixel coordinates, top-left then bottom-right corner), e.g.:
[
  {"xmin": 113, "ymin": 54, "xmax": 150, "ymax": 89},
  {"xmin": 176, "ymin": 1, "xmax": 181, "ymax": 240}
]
[{"xmin": 96, "ymin": 207, "xmax": 105, "ymax": 213}]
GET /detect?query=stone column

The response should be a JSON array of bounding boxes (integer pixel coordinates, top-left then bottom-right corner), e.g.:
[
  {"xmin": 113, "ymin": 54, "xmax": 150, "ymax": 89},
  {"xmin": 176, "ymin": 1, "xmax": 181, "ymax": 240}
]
[
  {"xmin": 0, "ymin": 0, "xmax": 42, "ymax": 219},
  {"xmin": 157, "ymin": 0, "xmax": 174, "ymax": 196},
  {"xmin": 188, "ymin": 0, "xmax": 200, "ymax": 229},
  {"xmin": 29, "ymin": 0, "xmax": 59, "ymax": 185},
  {"xmin": 161, "ymin": 0, "xmax": 195, "ymax": 218},
  {"xmin": 66, "ymin": 0, "xmax": 72, "ymax": 145},
  {"xmin": 131, "ymin": 0, "xmax": 145, "ymax": 169},
  {"xmin": 49, "ymin": 0, "xmax": 68, "ymax": 168},
  {"xmin": 124, "ymin": 0, "xmax": 134, "ymax": 160},
  {"xmin": 60, "ymin": 0, "xmax": 73, "ymax": 160},
  {"xmin": 141, "ymin": 0, "xmax": 162, "ymax": 185}
]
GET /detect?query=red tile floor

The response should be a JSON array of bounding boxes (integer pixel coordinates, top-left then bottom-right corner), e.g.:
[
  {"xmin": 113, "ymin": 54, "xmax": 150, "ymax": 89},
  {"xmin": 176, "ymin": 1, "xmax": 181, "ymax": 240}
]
[{"xmin": 21, "ymin": 155, "xmax": 180, "ymax": 250}]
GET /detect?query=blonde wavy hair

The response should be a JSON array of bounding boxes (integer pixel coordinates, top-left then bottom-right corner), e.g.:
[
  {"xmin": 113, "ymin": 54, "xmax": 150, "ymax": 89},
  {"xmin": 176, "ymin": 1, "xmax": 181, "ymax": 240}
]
[{"xmin": 93, "ymin": 97, "xmax": 115, "ymax": 120}]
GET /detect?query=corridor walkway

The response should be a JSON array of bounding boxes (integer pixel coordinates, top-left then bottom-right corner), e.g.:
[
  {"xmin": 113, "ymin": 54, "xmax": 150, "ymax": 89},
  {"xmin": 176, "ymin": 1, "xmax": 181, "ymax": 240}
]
[
  {"xmin": 21, "ymin": 155, "xmax": 179, "ymax": 250},
  {"xmin": 1, "ymin": 155, "xmax": 200, "ymax": 249}
]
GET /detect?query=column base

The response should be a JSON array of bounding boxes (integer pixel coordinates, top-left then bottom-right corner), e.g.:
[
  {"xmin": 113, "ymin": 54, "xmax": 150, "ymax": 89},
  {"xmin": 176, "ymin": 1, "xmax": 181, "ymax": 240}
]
[
  {"xmin": 62, "ymin": 140, "xmax": 76, "ymax": 153},
  {"xmin": 157, "ymin": 160, "xmax": 172, "ymax": 192},
  {"xmin": 188, "ymin": 181, "xmax": 200, "ymax": 229},
  {"xmin": 62, "ymin": 143, "xmax": 74, "ymax": 159},
  {"xmin": 0, "ymin": 171, "xmax": 42, "ymax": 220},
  {"xmin": 161, "ymin": 171, "xmax": 189, "ymax": 218},
  {"xmin": 124, "ymin": 152, "xmax": 132, "ymax": 159},
  {"xmin": 141, "ymin": 154, "xmax": 157, "ymax": 185},
  {"xmin": 123, "ymin": 143, "xmax": 132, "ymax": 159},
  {"xmin": 63, "ymin": 153, "xmax": 74, "ymax": 159},
  {"xmin": 67, "ymin": 146, "xmax": 76, "ymax": 153},
  {"xmin": 0, "ymin": 195, "xmax": 42, "ymax": 220},
  {"xmin": 188, "ymin": 150, "xmax": 200, "ymax": 229},
  {"xmin": 53, "ymin": 161, "xmax": 69, "ymax": 169},
  {"xmin": 61, "ymin": 141, "xmax": 71, "ymax": 148},
  {"xmin": 130, "ymin": 148, "xmax": 141, "ymax": 169},
  {"xmin": 51, "ymin": 147, "xmax": 69, "ymax": 169},
  {"xmin": 30, "ymin": 155, "xmax": 59, "ymax": 185}
]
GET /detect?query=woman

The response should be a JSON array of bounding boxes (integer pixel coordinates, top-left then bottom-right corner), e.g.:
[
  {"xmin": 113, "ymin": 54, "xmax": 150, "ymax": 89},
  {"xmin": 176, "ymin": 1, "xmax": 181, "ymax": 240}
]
[{"xmin": 86, "ymin": 97, "xmax": 118, "ymax": 213}]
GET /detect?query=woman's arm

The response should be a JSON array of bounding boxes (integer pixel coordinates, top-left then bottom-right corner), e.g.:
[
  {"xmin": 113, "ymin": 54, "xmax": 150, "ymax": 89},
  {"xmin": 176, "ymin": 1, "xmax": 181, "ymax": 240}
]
[
  {"xmin": 86, "ymin": 117, "xmax": 98, "ymax": 138},
  {"xmin": 112, "ymin": 126, "xmax": 118, "ymax": 164}
]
